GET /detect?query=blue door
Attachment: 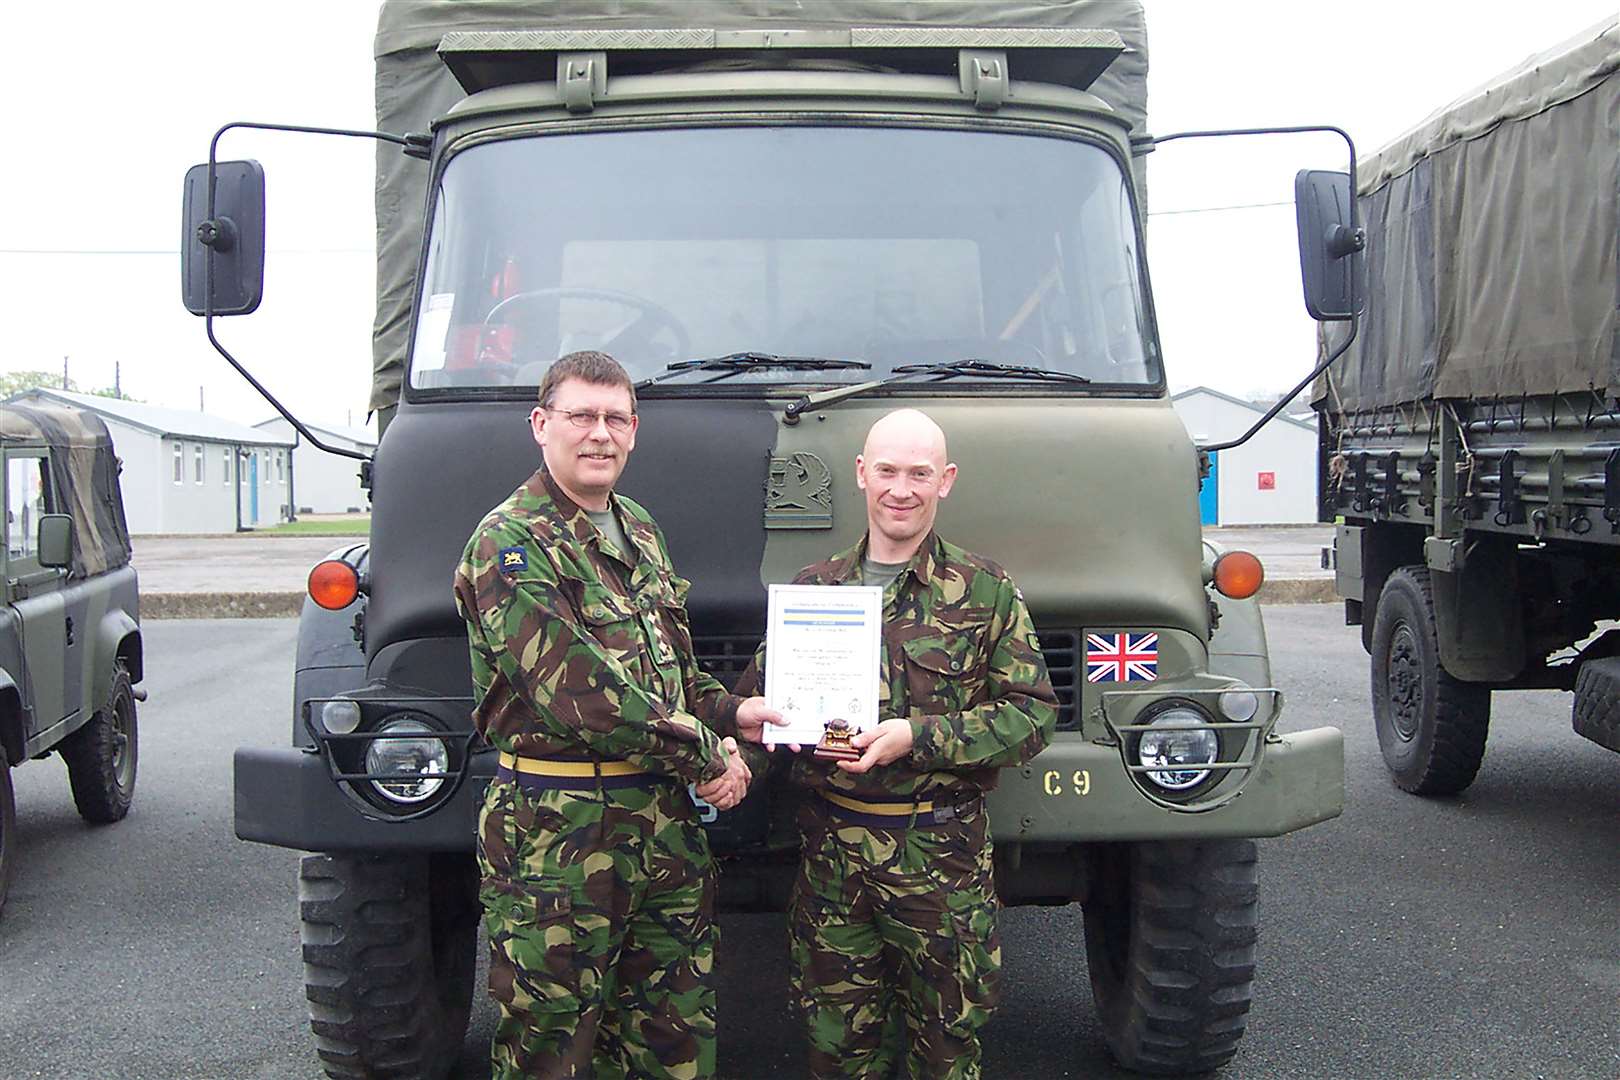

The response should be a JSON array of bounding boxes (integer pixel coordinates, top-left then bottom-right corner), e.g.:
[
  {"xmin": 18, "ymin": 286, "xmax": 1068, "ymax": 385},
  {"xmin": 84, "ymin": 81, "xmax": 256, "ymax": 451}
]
[
  {"xmin": 1199, "ymin": 452, "xmax": 1219, "ymax": 525},
  {"xmin": 249, "ymin": 453, "xmax": 259, "ymax": 524}
]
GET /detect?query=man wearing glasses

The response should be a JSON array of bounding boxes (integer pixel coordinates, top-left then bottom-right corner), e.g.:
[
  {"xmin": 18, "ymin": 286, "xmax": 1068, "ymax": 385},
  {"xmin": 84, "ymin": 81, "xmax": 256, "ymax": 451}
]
[{"xmin": 454, "ymin": 350, "xmax": 775, "ymax": 1080}]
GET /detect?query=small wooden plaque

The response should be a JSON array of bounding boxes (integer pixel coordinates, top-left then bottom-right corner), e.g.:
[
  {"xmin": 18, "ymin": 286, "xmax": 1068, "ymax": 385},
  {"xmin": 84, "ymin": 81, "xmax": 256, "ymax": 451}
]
[{"xmin": 812, "ymin": 717, "xmax": 861, "ymax": 762}]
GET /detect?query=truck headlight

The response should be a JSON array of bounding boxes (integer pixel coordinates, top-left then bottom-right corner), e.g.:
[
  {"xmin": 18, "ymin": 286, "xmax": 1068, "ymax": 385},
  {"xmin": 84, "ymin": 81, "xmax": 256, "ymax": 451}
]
[
  {"xmin": 1218, "ymin": 688, "xmax": 1260, "ymax": 722},
  {"xmin": 364, "ymin": 716, "xmax": 449, "ymax": 803},
  {"xmin": 1137, "ymin": 706, "xmax": 1219, "ymax": 790},
  {"xmin": 321, "ymin": 698, "xmax": 362, "ymax": 735}
]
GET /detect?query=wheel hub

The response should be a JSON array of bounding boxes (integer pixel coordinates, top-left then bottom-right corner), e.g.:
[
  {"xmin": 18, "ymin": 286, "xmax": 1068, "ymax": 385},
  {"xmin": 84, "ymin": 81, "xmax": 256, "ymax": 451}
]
[
  {"xmin": 1387, "ymin": 624, "xmax": 1423, "ymax": 741},
  {"xmin": 111, "ymin": 695, "xmax": 135, "ymax": 789}
]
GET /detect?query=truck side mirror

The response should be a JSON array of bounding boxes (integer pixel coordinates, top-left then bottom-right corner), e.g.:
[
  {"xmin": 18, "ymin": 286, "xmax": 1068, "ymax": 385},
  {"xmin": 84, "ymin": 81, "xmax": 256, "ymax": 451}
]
[
  {"xmin": 1294, "ymin": 169, "xmax": 1364, "ymax": 321},
  {"xmin": 181, "ymin": 160, "xmax": 266, "ymax": 316},
  {"xmin": 37, "ymin": 514, "xmax": 72, "ymax": 570}
]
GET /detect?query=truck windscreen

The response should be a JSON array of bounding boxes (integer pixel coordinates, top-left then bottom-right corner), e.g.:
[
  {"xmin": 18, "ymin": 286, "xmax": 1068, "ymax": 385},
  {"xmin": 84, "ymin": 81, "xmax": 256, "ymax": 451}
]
[{"xmin": 408, "ymin": 124, "xmax": 1157, "ymax": 393}]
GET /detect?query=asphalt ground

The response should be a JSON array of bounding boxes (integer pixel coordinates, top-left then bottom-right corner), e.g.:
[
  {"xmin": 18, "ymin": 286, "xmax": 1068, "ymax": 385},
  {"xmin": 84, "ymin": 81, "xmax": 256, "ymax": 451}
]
[
  {"xmin": 2, "ymin": 610, "xmax": 1617, "ymax": 1079},
  {"xmin": 127, "ymin": 526, "xmax": 1336, "ymax": 616}
]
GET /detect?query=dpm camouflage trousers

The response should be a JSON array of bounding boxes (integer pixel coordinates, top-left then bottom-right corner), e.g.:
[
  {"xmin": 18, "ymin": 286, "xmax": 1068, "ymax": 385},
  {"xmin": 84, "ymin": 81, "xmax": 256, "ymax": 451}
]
[
  {"xmin": 476, "ymin": 776, "xmax": 718, "ymax": 1080},
  {"xmin": 789, "ymin": 798, "xmax": 1003, "ymax": 1080}
]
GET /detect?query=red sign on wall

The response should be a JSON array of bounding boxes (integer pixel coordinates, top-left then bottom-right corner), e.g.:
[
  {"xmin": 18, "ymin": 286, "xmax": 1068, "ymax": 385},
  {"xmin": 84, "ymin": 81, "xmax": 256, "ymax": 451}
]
[{"xmin": 1257, "ymin": 471, "xmax": 1276, "ymax": 490}]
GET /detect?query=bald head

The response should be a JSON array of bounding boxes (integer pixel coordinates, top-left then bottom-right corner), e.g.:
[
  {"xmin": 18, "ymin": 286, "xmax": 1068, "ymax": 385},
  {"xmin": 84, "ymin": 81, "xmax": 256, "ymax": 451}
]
[
  {"xmin": 862, "ymin": 408, "xmax": 949, "ymax": 466},
  {"xmin": 856, "ymin": 409, "xmax": 958, "ymax": 562}
]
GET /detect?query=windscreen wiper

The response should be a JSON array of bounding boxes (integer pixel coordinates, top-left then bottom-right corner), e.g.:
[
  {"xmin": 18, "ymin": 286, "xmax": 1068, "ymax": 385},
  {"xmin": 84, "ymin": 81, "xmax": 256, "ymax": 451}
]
[
  {"xmin": 892, "ymin": 359, "xmax": 1092, "ymax": 385},
  {"xmin": 783, "ymin": 358, "xmax": 1090, "ymax": 422},
  {"xmin": 635, "ymin": 352, "xmax": 870, "ymax": 388}
]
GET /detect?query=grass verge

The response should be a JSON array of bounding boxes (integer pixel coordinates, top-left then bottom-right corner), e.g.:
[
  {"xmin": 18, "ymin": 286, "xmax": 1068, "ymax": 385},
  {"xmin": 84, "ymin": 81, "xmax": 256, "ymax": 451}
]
[{"xmin": 257, "ymin": 518, "xmax": 370, "ymax": 537}]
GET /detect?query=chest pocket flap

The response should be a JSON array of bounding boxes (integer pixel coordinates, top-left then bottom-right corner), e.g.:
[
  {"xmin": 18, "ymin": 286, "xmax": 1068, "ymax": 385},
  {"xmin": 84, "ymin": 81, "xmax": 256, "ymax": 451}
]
[
  {"xmin": 900, "ymin": 628, "xmax": 988, "ymax": 712},
  {"xmin": 575, "ymin": 583, "xmax": 639, "ymax": 627},
  {"xmin": 900, "ymin": 630, "xmax": 984, "ymax": 675}
]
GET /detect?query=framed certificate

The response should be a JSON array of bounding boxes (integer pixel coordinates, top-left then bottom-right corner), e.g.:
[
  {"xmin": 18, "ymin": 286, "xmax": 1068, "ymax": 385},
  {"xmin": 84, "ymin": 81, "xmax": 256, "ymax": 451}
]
[{"xmin": 762, "ymin": 584, "xmax": 884, "ymax": 750}]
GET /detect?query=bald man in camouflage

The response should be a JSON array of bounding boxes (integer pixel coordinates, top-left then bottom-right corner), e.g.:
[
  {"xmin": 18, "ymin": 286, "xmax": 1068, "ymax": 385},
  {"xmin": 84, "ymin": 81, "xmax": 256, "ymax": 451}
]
[
  {"xmin": 455, "ymin": 350, "xmax": 779, "ymax": 1080},
  {"xmin": 738, "ymin": 409, "xmax": 1059, "ymax": 1079}
]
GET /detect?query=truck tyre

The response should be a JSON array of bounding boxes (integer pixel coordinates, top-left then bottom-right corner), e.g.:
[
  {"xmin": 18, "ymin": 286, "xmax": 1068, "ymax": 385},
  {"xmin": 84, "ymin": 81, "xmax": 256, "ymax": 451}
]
[
  {"xmin": 1083, "ymin": 839, "xmax": 1258, "ymax": 1075},
  {"xmin": 1370, "ymin": 567, "xmax": 1490, "ymax": 795},
  {"xmin": 62, "ymin": 662, "xmax": 137, "ymax": 824},
  {"xmin": 1572, "ymin": 656, "xmax": 1620, "ymax": 753},
  {"xmin": 300, "ymin": 852, "xmax": 479, "ymax": 1080},
  {"xmin": 0, "ymin": 764, "xmax": 14, "ymax": 918}
]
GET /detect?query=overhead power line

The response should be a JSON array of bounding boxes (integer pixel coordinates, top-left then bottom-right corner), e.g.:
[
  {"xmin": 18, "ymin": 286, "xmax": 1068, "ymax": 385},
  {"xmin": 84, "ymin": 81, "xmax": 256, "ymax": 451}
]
[
  {"xmin": 1147, "ymin": 199, "xmax": 1293, "ymax": 217},
  {"xmin": 0, "ymin": 247, "xmax": 370, "ymax": 256},
  {"xmin": 3, "ymin": 202, "xmax": 1292, "ymax": 256}
]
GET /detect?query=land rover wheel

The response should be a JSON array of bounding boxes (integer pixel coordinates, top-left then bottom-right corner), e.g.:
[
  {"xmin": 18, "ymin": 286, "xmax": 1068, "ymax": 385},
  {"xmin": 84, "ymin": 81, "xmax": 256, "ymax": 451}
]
[
  {"xmin": 0, "ymin": 763, "xmax": 15, "ymax": 917},
  {"xmin": 300, "ymin": 852, "xmax": 479, "ymax": 1080},
  {"xmin": 1083, "ymin": 839, "xmax": 1258, "ymax": 1074},
  {"xmin": 1370, "ymin": 567, "xmax": 1491, "ymax": 795},
  {"xmin": 62, "ymin": 662, "xmax": 137, "ymax": 824}
]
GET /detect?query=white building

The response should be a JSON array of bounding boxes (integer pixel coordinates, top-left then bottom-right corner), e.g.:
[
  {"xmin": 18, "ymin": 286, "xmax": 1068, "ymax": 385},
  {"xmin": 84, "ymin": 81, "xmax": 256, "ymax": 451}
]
[
  {"xmin": 253, "ymin": 418, "xmax": 375, "ymax": 514},
  {"xmin": 6, "ymin": 389, "xmax": 295, "ymax": 534},
  {"xmin": 1170, "ymin": 387, "xmax": 1319, "ymax": 525}
]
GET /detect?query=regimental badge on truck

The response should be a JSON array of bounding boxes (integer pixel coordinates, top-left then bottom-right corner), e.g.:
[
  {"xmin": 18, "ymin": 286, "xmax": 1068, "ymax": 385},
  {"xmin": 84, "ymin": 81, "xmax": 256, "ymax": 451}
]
[{"xmin": 764, "ymin": 451, "xmax": 833, "ymax": 529}]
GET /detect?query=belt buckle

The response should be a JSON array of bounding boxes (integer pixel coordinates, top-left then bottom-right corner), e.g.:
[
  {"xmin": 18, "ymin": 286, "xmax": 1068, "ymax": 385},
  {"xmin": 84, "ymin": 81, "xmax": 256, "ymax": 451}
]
[{"xmin": 931, "ymin": 802, "xmax": 957, "ymax": 823}]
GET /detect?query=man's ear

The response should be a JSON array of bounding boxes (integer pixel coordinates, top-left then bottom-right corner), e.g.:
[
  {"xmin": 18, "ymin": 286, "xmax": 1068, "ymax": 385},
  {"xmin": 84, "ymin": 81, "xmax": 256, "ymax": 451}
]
[
  {"xmin": 529, "ymin": 407, "xmax": 547, "ymax": 450},
  {"xmin": 855, "ymin": 453, "xmax": 868, "ymax": 491},
  {"xmin": 938, "ymin": 462, "xmax": 958, "ymax": 498}
]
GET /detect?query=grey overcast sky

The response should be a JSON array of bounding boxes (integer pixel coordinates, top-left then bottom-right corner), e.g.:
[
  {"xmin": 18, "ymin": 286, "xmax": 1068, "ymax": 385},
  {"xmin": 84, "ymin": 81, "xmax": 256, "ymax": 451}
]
[{"xmin": 1, "ymin": 1, "xmax": 1614, "ymax": 428}]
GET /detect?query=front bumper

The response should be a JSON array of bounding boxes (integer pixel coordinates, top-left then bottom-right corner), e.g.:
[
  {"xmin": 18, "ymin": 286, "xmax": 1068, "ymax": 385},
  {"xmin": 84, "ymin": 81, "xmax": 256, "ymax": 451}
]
[
  {"xmin": 988, "ymin": 725, "xmax": 1344, "ymax": 842},
  {"xmin": 237, "ymin": 723, "xmax": 1343, "ymax": 852},
  {"xmin": 234, "ymin": 744, "xmax": 494, "ymax": 852}
]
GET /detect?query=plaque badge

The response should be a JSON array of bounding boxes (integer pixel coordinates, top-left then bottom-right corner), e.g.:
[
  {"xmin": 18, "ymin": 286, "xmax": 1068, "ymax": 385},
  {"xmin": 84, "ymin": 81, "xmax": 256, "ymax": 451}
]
[{"xmin": 812, "ymin": 717, "xmax": 861, "ymax": 762}]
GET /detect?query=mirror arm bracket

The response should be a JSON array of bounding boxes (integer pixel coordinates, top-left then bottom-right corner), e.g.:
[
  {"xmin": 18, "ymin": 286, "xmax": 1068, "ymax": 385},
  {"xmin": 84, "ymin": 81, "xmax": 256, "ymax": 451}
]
[
  {"xmin": 197, "ymin": 121, "xmax": 409, "ymax": 465},
  {"xmin": 1327, "ymin": 224, "xmax": 1366, "ymax": 258}
]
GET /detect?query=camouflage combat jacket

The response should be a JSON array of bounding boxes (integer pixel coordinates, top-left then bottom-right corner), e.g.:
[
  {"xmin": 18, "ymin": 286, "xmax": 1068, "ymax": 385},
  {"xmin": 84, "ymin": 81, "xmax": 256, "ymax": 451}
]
[
  {"xmin": 454, "ymin": 468, "xmax": 740, "ymax": 784},
  {"xmin": 741, "ymin": 532, "xmax": 1057, "ymax": 802}
]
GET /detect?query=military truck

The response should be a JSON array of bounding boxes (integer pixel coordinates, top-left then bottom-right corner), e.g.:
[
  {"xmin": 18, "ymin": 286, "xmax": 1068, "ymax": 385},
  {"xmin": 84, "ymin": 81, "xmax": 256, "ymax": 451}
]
[
  {"xmin": 0, "ymin": 402, "xmax": 142, "ymax": 918},
  {"xmin": 185, "ymin": 3, "xmax": 1360, "ymax": 1075},
  {"xmin": 1318, "ymin": 18, "xmax": 1620, "ymax": 796}
]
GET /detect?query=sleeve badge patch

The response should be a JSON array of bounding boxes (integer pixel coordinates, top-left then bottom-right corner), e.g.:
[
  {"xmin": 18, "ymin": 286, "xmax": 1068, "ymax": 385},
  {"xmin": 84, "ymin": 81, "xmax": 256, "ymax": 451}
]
[{"xmin": 498, "ymin": 547, "xmax": 528, "ymax": 574}]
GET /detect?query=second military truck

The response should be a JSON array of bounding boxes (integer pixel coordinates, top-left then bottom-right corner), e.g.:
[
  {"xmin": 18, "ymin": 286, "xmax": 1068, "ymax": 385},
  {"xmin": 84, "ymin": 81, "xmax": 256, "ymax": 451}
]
[{"xmin": 1320, "ymin": 17, "xmax": 1620, "ymax": 796}]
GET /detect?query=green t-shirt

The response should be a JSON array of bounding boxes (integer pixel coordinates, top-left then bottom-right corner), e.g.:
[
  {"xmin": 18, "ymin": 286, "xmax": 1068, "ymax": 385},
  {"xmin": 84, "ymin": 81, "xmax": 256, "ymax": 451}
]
[
  {"xmin": 861, "ymin": 557, "xmax": 907, "ymax": 593},
  {"xmin": 587, "ymin": 507, "xmax": 632, "ymax": 562}
]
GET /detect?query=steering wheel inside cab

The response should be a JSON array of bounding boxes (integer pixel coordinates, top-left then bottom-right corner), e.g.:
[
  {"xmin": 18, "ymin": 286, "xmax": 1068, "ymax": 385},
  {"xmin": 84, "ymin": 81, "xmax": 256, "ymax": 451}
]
[{"xmin": 469, "ymin": 287, "xmax": 692, "ymax": 386}]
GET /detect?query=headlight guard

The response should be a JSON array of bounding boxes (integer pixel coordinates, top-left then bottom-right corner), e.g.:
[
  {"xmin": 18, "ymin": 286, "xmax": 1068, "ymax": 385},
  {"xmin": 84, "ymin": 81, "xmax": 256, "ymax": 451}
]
[
  {"xmin": 304, "ymin": 694, "xmax": 478, "ymax": 821},
  {"xmin": 1097, "ymin": 682, "xmax": 1284, "ymax": 812}
]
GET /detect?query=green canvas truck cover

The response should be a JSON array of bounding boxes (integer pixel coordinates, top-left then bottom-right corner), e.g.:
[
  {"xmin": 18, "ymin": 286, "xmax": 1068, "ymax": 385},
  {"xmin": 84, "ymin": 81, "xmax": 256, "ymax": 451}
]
[
  {"xmin": 0, "ymin": 403, "xmax": 132, "ymax": 579},
  {"xmin": 370, "ymin": 0, "xmax": 1150, "ymax": 412},
  {"xmin": 1317, "ymin": 16, "xmax": 1619, "ymax": 413}
]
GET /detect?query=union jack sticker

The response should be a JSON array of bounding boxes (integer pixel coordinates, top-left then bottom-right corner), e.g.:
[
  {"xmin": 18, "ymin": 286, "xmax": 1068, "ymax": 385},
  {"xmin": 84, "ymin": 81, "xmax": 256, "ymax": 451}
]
[{"xmin": 1086, "ymin": 632, "xmax": 1159, "ymax": 683}]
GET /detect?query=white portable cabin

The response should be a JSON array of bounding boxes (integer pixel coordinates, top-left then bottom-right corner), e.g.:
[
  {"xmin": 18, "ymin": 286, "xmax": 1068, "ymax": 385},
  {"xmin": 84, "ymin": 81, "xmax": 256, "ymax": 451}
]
[
  {"xmin": 1172, "ymin": 387, "xmax": 1317, "ymax": 525},
  {"xmin": 7, "ymin": 389, "xmax": 295, "ymax": 534}
]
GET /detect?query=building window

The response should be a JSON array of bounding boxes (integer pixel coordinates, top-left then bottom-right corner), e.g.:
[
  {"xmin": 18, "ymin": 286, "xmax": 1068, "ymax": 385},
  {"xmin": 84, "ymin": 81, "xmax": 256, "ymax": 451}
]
[
  {"xmin": 223, "ymin": 447, "xmax": 232, "ymax": 485},
  {"xmin": 276, "ymin": 450, "xmax": 285, "ymax": 484},
  {"xmin": 194, "ymin": 443, "xmax": 205, "ymax": 484},
  {"xmin": 172, "ymin": 442, "xmax": 183, "ymax": 484}
]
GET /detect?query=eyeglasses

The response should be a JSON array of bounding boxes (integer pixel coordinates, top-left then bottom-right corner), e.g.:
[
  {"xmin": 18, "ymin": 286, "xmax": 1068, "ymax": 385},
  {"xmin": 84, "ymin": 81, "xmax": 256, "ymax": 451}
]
[{"xmin": 544, "ymin": 407, "xmax": 636, "ymax": 433}]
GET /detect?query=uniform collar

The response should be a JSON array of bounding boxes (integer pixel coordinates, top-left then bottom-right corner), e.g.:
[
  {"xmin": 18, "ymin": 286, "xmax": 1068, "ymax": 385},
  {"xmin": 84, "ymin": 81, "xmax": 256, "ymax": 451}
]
[
  {"xmin": 826, "ymin": 530, "xmax": 941, "ymax": 588},
  {"xmin": 528, "ymin": 468, "xmax": 639, "ymax": 559}
]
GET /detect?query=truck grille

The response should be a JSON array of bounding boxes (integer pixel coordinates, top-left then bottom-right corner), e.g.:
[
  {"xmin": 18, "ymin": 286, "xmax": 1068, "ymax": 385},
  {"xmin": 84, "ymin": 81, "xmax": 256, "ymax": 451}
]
[
  {"xmin": 1039, "ymin": 629, "xmax": 1082, "ymax": 731},
  {"xmin": 694, "ymin": 627, "xmax": 1083, "ymax": 731},
  {"xmin": 693, "ymin": 635, "xmax": 764, "ymax": 691}
]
